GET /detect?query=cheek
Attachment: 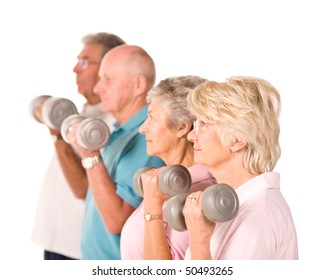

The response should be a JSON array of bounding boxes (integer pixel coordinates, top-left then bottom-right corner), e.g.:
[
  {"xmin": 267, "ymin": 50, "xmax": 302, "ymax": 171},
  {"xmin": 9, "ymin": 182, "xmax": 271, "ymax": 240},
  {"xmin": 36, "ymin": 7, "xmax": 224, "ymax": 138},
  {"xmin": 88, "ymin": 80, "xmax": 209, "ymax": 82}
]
[
  {"xmin": 83, "ymin": 71, "xmax": 98, "ymax": 85},
  {"xmin": 148, "ymin": 126, "xmax": 173, "ymax": 155},
  {"xmin": 149, "ymin": 126, "xmax": 164, "ymax": 146},
  {"xmin": 196, "ymin": 134, "xmax": 220, "ymax": 162}
]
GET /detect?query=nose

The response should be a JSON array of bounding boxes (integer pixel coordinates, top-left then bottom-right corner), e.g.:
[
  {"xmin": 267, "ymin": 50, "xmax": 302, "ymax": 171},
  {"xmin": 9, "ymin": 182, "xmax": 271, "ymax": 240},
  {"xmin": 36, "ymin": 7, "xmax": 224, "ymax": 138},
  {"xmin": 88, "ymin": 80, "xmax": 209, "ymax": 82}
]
[
  {"xmin": 187, "ymin": 128, "xmax": 197, "ymax": 142},
  {"xmin": 73, "ymin": 62, "xmax": 81, "ymax": 73},
  {"xmin": 138, "ymin": 118, "xmax": 149, "ymax": 134},
  {"xmin": 93, "ymin": 79, "xmax": 102, "ymax": 96}
]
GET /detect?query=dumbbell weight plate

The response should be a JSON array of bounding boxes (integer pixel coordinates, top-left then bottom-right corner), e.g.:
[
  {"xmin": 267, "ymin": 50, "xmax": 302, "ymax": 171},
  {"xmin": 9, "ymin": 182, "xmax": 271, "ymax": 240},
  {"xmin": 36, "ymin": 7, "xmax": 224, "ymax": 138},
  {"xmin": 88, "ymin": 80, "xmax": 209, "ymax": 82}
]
[
  {"xmin": 60, "ymin": 114, "xmax": 85, "ymax": 144},
  {"xmin": 76, "ymin": 118, "xmax": 110, "ymax": 150},
  {"xmin": 163, "ymin": 193, "xmax": 188, "ymax": 232},
  {"xmin": 158, "ymin": 165, "xmax": 192, "ymax": 196},
  {"xmin": 132, "ymin": 167, "xmax": 155, "ymax": 197},
  {"xmin": 42, "ymin": 97, "xmax": 78, "ymax": 130},
  {"xmin": 29, "ymin": 95, "xmax": 51, "ymax": 122},
  {"xmin": 201, "ymin": 183, "xmax": 239, "ymax": 223}
]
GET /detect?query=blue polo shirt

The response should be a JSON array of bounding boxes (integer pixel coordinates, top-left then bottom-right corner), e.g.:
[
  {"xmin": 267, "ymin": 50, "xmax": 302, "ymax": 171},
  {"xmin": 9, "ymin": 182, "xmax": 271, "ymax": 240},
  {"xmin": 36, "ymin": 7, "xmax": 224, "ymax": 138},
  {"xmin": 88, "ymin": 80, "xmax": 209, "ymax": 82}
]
[{"xmin": 81, "ymin": 106, "xmax": 165, "ymax": 260}]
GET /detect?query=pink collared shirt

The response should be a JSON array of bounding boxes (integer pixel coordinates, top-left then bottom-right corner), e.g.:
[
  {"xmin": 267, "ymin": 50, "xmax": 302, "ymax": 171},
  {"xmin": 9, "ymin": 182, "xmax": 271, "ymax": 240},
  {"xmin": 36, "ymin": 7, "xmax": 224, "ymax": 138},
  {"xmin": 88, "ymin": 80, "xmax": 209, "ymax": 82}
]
[
  {"xmin": 185, "ymin": 172, "xmax": 298, "ymax": 260},
  {"xmin": 120, "ymin": 165, "xmax": 217, "ymax": 260}
]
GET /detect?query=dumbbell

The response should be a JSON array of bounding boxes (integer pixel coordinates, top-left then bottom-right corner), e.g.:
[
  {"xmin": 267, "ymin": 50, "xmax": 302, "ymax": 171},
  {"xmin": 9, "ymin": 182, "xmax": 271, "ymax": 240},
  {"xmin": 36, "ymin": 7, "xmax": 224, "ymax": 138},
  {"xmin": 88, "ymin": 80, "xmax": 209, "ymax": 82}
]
[
  {"xmin": 60, "ymin": 114, "xmax": 110, "ymax": 150},
  {"xmin": 29, "ymin": 95, "xmax": 78, "ymax": 130},
  {"xmin": 133, "ymin": 165, "xmax": 192, "ymax": 197},
  {"xmin": 164, "ymin": 183, "xmax": 239, "ymax": 231}
]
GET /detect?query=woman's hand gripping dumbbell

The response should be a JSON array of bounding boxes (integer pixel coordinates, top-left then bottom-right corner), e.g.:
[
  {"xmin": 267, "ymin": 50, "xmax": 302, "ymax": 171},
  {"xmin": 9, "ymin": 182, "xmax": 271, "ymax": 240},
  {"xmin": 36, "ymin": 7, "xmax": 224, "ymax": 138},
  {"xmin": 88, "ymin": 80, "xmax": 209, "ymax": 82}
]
[
  {"xmin": 29, "ymin": 95, "xmax": 78, "ymax": 130},
  {"xmin": 132, "ymin": 165, "xmax": 192, "ymax": 197},
  {"xmin": 164, "ymin": 183, "xmax": 239, "ymax": 231},
  {"xmin": 60, "ymin": 114, "xmax": 110, "ymax": 151}
]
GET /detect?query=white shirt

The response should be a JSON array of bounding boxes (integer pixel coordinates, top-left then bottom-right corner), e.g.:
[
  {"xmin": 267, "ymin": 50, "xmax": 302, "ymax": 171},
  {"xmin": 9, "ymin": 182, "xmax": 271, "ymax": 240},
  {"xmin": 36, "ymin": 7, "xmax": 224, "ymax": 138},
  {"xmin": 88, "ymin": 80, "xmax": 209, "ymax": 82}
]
[{"xmin": 31, "ymin": 103, "xmax": 115, "ymax": 259}]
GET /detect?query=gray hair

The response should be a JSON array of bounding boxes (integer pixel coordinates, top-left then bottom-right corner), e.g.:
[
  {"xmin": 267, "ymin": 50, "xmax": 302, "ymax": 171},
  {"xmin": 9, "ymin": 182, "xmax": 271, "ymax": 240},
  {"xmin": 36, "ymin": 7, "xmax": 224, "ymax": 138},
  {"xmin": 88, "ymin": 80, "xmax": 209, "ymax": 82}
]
[
  {"xmin": 147, "ymin": 75, "xmax": 207, "ymax": 130},
  {"xmin": 187, "ymin": 76, "xmax": 281, "ymax": 174},
  {"xmin": 81, "ymin": 32, "xmax": 126, "ymax": 59}
]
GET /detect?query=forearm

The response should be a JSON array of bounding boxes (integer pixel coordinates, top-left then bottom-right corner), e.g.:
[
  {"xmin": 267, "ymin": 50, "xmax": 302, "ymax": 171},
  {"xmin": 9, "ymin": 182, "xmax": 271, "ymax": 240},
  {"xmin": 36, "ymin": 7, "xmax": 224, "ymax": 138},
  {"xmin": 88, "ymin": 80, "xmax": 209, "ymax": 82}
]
[
  {"xmin": 86, "ymin": 162, "xmax": 135, "ymax": 234},
  {"xmin": 143, "ymin": 195, "xmax": 172, "ymax": 260},
  {"xmin": 144, "ymin": 220, "xmax": 172, "ymax": 260},
  {"xmin": 189, "ymin": 239, "xmax": 212, "ymax": 260},
  {"xmin": 183, "ymin": 191, "xmax": 215, "ymax": 260},
  {"xmin": 55, "ymin": 139, "xmax": 88, "ymax": 199}
]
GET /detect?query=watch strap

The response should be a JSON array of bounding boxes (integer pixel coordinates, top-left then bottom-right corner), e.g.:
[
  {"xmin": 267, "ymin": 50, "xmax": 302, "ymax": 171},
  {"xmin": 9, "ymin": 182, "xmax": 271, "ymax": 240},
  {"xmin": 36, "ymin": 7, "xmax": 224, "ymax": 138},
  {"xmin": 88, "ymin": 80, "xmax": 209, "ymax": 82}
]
[
  {"xmin": 81, "ymin": 155, "xmax": 102, "ymax": 169},
  {"xmin": 144, "ymin": 213, "xmax": 163, "ymax": 221},
  {"xmin": 52, "ymin": 134, "xmax": 63, "ymax": 144}
]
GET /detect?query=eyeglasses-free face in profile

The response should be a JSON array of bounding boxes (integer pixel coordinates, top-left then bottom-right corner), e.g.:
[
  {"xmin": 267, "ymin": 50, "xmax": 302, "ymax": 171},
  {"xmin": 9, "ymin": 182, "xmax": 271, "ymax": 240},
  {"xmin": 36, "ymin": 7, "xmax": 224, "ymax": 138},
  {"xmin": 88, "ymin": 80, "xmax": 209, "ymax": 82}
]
[{"xmin": 76, "ymin": 57, "xmax": 100, "ymax": 69}]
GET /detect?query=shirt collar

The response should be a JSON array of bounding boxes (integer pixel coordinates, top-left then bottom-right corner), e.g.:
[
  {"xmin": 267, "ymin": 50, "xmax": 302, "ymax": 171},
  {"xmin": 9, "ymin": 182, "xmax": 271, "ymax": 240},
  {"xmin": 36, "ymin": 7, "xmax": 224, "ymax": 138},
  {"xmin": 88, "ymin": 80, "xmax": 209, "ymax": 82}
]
[
  {"xmin": 188, "ymin": 164, "xmax": 216, "ymax": 184},
  {"xmin": 235, "ymin": 172, "xmax": 280, "ymax": 207},
  {"xmin": 113, "ymin": 106, "xmax": 148, "ymax": 132}
]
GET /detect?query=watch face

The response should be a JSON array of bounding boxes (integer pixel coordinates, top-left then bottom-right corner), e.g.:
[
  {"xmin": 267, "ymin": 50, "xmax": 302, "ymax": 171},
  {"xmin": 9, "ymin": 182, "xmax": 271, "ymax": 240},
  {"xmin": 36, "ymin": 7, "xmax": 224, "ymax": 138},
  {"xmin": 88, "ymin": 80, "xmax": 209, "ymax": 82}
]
[
  {"xmin": 52, "ymin": 134, "xmax": 63, "ymax": 143},
  {"xmin": 52, "ymin": 135, "xmax": 59, "ymax": 143},
  {"xmin": 145, "ymin": 214, "xmax": 151, "ymax": 221},
  {"xmin": 82, "ymin": 155, "xmax": 101, "ymax": 169},
  {"xmin": 82, "ymin": 158, "xmax": 93, "ymax": 169}
]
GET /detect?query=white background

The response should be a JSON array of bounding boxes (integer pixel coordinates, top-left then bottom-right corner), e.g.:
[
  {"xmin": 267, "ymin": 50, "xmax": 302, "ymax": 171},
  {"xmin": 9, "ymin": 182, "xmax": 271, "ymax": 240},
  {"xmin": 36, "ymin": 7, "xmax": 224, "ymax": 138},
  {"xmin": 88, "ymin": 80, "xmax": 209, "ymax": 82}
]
[{"xmin": 1, "ymin": 0, "xmax": 324, "ymax": 278}]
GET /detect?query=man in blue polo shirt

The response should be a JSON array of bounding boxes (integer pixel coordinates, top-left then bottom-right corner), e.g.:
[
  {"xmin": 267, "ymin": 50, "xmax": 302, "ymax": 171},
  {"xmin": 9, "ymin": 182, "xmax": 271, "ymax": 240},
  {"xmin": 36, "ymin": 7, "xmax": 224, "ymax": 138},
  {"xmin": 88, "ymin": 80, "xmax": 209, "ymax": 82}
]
[{"xmin": 68, "ymin": 45, "xmax": 165, "ymax": 259}]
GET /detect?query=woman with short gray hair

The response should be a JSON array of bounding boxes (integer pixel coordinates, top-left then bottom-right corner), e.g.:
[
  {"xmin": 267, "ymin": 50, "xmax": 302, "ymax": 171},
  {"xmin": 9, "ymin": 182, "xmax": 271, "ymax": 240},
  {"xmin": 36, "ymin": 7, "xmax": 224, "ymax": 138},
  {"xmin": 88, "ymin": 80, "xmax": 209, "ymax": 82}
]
[{"xmin": 121, "ymin": 75, "xmax": 217, "ymax": 259}]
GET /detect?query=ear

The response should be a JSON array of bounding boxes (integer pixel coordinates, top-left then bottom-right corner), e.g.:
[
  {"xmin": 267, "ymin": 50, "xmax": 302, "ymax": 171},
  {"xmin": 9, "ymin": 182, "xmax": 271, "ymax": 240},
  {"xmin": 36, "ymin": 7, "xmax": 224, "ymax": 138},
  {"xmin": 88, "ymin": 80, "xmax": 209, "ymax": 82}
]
[
  {"xmin": 134, "ymin": 74, "xmax": 148, "ymax": 96},
  {"xmin": 230, "ymin": 139, "xmax": 247, "ymax": 153},
  {"xmin": 176, "ymin": 122, "xmax": 193, "ymax": 138}
]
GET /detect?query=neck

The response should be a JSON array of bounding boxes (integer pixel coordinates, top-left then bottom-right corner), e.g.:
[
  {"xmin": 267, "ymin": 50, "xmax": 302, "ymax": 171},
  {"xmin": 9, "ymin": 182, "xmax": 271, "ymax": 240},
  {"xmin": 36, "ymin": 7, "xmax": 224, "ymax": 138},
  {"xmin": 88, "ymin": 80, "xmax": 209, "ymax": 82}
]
[
  {"xmin": 113, "ymin": 99, "xmax": 147, "ymax": 125},
  {"xmin": 162, "ymin": 140, "xmax": 194, "ymax": 168},
  {"xmin": 86, "ymin": 94, "xmax": 101, "ymax": 106},
  {"xmin": 209, "ymin": 153, "xmax": 257, "ymax": 189}
]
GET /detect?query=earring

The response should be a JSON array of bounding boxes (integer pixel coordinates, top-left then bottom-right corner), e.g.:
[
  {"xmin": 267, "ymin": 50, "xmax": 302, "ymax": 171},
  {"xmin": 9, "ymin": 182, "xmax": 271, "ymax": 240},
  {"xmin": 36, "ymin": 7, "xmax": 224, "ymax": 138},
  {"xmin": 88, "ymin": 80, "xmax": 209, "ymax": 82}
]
[
  {"xmin": 177, "ymin": 133, "xmax": 181, "ymax": 138},
  {"xmin": 231, "ymin": 146, "xmax": 235, "ymax": 152}
]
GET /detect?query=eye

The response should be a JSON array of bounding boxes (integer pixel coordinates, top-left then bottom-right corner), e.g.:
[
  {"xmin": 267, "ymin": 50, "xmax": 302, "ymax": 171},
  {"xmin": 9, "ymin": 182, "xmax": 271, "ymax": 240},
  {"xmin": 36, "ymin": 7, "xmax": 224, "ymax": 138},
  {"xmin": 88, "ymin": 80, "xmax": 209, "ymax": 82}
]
[
  {"xmin": 78, "ymin": 58, "xmax": 88, "ymax": 68},
  {"xmin": 146, "ymin": 113, "xmax": 155, "ymax": 124},
  {"xmin": 200, "ymin": 121, "xmax": 208, "ymax": 128}
]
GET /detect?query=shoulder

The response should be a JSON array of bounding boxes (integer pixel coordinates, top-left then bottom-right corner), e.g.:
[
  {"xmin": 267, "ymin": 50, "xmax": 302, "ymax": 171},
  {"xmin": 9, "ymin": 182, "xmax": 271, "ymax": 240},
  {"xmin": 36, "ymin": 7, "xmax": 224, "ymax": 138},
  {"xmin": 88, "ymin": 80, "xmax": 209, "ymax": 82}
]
[{"xmin": 189, "ymin": 164, "xmax": 217, "ymax": 184}]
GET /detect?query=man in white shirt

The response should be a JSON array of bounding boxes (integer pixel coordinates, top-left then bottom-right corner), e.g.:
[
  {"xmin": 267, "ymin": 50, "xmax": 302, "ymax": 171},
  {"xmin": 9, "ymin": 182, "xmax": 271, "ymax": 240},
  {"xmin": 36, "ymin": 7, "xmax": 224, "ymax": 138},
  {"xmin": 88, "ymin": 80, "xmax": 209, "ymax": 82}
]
[{"xmin": 31, "ymin": 33, "xmax": 126, "ymax": 260}]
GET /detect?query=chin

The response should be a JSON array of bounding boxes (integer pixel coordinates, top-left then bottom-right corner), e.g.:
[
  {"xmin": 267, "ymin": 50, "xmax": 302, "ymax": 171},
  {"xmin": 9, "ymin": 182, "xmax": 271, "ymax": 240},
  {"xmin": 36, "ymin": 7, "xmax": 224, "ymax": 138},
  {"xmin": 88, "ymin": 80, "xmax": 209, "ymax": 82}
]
[
  {"xmin": 146, "ymin": 148, "xmax": 154, "ymax": 156},
  {"xmin": 194, "ymin": 156, "xmax": 203, "ymax": 165},
  {"xmin": 102, "ymin": 104, "xmax": 111, "ymax": 112}
]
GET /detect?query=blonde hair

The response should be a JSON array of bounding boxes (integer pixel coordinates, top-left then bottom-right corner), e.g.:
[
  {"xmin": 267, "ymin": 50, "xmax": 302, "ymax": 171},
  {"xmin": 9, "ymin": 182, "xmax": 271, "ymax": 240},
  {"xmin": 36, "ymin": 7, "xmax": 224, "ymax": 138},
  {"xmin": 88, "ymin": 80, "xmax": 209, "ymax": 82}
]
[{"xmin": 187, "ymin": 76, "xmax": 281, "ymax": 174}]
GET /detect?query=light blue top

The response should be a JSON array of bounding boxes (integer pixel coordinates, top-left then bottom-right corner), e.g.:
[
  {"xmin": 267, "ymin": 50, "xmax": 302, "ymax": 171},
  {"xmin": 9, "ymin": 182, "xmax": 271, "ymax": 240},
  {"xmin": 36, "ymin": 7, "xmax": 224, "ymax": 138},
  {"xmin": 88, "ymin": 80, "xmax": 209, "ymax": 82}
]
[{"xmin": 81, "ymin": 106, "xmax": 165, "ymax": 260}]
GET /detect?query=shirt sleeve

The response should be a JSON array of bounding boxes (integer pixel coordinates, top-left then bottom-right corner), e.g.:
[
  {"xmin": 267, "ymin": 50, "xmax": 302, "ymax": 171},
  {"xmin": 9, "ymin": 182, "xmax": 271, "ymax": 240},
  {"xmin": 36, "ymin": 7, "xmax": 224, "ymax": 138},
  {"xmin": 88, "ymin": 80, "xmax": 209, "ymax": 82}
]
[
  {"xmin": 115, "ymin": 133, "xmax": 165, "ymax": 208},
  {"xmin": 218, "ymin": 209, "xmax": 276, "ymax": 259},
  {"xmin": 164, "ymin": 222, "xmax": 189, "ymax": 260}
]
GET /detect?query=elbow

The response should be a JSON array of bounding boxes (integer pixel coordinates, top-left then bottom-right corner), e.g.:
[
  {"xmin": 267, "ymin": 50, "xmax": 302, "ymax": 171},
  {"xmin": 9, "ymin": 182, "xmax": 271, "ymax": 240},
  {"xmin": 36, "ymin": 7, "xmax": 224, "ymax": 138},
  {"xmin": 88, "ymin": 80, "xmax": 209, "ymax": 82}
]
[
  {"xmin": 74, "ymin": 190, "xmax": 87, "ymax": 200},
  {"xmin": 105, "ymin": 220, "xmax": 124, "ymax": 235},
  {"xmin": 71, "ymin": 182, "xmax": 88, "ymax": 200}
]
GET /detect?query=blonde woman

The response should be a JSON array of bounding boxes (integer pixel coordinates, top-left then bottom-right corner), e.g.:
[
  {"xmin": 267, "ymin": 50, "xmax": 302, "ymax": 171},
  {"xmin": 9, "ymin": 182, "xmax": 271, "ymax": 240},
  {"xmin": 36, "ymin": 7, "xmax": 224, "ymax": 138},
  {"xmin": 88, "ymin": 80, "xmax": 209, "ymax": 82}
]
[{"xmin": 183, "ymin": 76, "xmax": 298, "ymax": 260}]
